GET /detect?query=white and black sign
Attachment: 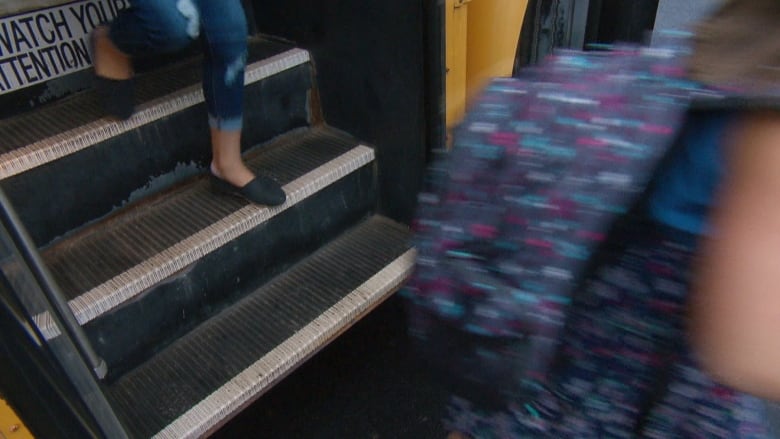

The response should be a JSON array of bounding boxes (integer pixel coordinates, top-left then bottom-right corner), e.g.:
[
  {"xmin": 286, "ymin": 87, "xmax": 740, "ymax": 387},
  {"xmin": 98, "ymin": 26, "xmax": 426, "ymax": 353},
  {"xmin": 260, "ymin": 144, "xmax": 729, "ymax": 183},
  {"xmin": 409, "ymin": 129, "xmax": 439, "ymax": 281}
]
[{"xmin": 0, "ymin": 0, "xmax": 129, "ymax": 95}]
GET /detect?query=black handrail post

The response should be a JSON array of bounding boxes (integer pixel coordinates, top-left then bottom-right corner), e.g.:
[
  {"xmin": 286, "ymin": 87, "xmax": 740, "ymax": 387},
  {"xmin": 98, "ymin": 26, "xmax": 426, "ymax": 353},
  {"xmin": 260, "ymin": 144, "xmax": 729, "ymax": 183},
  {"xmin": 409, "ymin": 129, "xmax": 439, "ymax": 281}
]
[
  {"xmin": 0, "ymin": 188, "xmax": 128, "ymax": 438},
  {"xmin": 0, "ymin": 189, "xmax": 107, "ymax": 378}
]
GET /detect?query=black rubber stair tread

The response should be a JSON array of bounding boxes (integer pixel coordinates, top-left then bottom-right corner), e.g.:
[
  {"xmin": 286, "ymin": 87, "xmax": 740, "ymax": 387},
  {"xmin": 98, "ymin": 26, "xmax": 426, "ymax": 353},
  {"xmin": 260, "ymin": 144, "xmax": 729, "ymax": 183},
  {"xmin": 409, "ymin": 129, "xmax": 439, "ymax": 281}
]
[
  {"xmin": 33, "ymin": 126, "xmax": 373, "ymax": 337},
  {"xmin": 0, "ymin": 38, "xmax": 306, "ymax": 179},
  {"xmin": 105, "ymin": 214, "xmax": 413, "ymax": 439}
]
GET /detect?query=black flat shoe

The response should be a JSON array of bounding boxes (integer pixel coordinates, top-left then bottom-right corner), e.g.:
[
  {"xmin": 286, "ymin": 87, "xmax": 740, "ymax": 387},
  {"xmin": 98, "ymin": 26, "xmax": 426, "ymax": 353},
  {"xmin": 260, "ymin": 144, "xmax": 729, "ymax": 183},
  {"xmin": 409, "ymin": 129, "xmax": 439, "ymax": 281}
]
[
  {"xmin": 94, "ymin": 76, "xmax": 134, "ymax": 120},
  {"xmin": 210, "ymin": 174, "xmax": 287, "ymax": 206},
  {"xmin": 91, "ymin": 30, "xmax": 134, "ymax": 120}
]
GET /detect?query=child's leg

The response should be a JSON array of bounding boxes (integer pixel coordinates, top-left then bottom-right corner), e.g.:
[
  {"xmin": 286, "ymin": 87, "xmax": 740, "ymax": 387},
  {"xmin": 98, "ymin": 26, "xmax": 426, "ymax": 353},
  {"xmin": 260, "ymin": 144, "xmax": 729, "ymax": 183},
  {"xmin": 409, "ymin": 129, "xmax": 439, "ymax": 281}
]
[
  {"xmin": 107, "ymin": 0, "xmax": 199, "ymax": 56},
  {"xmin": 92, "ymin": 0, "xmax": 199, "ymax": 119},
  {"xmin": 195, "ymin": 0, "xmax": 285, "ymax": 205},
  {"xmin": 195, "ymin": 0, "xmax": 254, "ymax": 188}
]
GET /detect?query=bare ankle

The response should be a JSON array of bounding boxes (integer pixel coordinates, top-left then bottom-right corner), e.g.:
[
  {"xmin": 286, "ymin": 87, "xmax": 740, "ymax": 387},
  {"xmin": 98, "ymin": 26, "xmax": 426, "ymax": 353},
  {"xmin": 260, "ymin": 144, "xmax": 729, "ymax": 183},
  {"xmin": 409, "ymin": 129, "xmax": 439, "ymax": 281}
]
[
  {"xmin": 92, "ymin": 26, "xmax": 132, "ymax": 80},
  {"xmin": 210, "ymin": 161, "xmax": 255, "ymax": 187}
]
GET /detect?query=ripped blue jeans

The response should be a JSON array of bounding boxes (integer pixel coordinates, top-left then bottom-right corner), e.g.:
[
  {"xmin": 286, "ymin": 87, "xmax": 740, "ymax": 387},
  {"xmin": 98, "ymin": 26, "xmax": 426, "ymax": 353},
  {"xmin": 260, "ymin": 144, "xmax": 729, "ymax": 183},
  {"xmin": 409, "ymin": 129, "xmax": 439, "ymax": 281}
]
[{"xmin": 109, "ymin": 0, "xmax": 248, "ymax": 131}]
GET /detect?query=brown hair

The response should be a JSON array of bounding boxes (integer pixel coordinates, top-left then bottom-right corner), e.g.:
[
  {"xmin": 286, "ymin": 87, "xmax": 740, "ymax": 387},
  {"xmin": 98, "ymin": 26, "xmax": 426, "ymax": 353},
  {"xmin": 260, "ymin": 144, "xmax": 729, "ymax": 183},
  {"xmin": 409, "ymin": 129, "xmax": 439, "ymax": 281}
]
[{"xmin": 689, "ymin": 0, "xmax": 780, "ymax": 91}]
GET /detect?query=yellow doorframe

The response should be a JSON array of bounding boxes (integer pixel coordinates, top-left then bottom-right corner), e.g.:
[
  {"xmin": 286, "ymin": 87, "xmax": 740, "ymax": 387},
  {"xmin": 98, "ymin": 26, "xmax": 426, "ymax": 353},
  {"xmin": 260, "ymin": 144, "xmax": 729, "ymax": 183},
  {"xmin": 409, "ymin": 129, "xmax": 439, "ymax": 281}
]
[
  {"xmin": 445, "ymin": 0, "xmax": 529, "ymax": 135},
  {"xmin": 0, "ymin": 398, "xmax": 34, "ymax": 439},
  {"xmin": 445, "ymin": 0, "xmax": 470, "ymax": 133}
]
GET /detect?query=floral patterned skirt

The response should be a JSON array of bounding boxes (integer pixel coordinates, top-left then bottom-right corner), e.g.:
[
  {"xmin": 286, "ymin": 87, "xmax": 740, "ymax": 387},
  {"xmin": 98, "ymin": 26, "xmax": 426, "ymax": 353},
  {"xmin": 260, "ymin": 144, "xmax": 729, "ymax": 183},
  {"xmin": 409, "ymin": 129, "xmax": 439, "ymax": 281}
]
[{"xmin": 437, "ymin": 219, "xmax": 771, "ymax": 438}]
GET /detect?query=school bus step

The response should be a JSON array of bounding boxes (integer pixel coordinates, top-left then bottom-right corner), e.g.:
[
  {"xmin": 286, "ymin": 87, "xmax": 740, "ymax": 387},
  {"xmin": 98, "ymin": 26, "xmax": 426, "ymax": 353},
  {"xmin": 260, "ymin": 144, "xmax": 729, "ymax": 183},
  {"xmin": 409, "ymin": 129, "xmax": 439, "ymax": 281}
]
[
  {"xmin": 30, "ymin": 125, "xmax": 378, "ymax": 378},
  {"xmin": 0, "ymin": 37, "xmax": 304, "ymax": 180},
  {"xmin": 104, "ymin": 214, "xmax": 413, "ymax": 439},
  {"xmin": 0, "ymin": 37, "xmax": 313, "ymax": 247}
]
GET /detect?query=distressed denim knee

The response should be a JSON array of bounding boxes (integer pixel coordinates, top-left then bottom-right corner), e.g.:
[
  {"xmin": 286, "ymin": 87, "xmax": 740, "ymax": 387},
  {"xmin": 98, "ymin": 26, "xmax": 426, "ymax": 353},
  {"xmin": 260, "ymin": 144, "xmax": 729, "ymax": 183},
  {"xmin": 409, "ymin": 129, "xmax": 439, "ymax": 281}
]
[
  {"xmin": 110, "ymin": 0, "xmax": 199, "ymax": 56},
  {"xmin": 197, "ymin": 0, "xmax": 248, "ymax": 131},
  {"xmin": 202, "ymin": 40, "xmax": 247, "ymax": 131},
  {"xmin": 107, "ymin": 0, "xmax": 248, "ymax": 131}
]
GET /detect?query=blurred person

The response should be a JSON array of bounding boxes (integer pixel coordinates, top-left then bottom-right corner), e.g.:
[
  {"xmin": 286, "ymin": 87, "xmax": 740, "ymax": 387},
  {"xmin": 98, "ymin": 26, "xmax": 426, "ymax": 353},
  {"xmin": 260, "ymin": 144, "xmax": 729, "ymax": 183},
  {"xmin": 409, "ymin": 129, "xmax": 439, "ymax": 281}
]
[
  {"xmin": 411, "ymin": 0, "xmax": 780, "ymax": 437},
  {"xmin": 91, "ymin": 0, "xmax": 286, "ymax": 206}
]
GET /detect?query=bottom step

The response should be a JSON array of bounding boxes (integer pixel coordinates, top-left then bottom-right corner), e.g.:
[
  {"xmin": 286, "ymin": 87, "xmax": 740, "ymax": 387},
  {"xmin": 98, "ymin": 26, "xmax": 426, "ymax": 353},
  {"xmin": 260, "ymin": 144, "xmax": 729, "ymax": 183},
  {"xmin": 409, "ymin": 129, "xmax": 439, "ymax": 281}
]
[{"xmin": 104, "ymin": 215, "xmax": 413, "ymax": 438}]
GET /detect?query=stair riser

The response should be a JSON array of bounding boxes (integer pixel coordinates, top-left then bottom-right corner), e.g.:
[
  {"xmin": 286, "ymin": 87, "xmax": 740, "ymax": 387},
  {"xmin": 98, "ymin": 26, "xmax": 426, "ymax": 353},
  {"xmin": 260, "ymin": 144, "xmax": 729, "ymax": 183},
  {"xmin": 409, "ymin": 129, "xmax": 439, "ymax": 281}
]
[
  {"xmin": 2, "ymin": 63, "xmax": 313, "ymax": 247},
  {"xmin": 83, "ymin": 165, "xmax": 376, "ymax": 379}
]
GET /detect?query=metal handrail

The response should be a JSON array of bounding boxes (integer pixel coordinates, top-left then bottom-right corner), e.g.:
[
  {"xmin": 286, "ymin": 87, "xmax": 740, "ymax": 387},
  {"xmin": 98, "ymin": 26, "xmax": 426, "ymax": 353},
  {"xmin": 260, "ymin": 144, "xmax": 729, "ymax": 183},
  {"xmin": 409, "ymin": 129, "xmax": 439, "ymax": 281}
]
[
  {"xmin": 0, "ymin": 283, "xmax": 105, "ymax": 438},
  {"xmin": 0, "ymin": 189, "xmax": 106, "ymax": 379},
  {"xmin": 0, "ymin": 188, "xmax": 128, "ymax": 438}
]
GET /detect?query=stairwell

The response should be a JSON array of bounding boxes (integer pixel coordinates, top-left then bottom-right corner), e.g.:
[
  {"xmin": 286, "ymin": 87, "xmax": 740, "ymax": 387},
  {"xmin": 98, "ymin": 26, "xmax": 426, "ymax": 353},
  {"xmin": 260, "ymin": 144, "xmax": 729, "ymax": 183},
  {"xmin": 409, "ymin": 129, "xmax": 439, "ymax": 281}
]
[{"xmin": 0, "ymin": 7, "xmax": 415, "ymax": 438}]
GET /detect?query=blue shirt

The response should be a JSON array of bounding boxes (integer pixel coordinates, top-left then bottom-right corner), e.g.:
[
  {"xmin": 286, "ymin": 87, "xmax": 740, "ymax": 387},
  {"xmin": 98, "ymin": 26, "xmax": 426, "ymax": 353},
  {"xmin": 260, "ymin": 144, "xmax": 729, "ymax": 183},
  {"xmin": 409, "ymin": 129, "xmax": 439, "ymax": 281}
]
[{"xmin": 649, "ymin": 111, "xmax": 734, "ymax": 236}]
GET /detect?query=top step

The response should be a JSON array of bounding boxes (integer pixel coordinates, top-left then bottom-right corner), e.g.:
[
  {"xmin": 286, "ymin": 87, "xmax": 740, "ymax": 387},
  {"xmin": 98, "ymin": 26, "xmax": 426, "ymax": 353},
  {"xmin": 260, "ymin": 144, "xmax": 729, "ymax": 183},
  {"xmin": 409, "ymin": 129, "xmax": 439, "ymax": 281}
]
[
  {"xmin": 0, "ymin": 38, "xmax": 309, "ymax": 180},
  {"xmin": 1, "ymin": 37, "xmax": 314, "ymax": 247}
]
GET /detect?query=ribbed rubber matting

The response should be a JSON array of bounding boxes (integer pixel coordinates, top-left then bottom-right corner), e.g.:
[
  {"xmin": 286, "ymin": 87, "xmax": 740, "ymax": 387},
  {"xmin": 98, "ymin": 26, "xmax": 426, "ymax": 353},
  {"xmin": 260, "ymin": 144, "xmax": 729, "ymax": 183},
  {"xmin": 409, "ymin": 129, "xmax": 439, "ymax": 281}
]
[
  {"xmin": 105, "ymin": 215, "xmax": 412, "ymax": 439},
  {"xmin": 0, "ymin": 40, "xmax": 310, "ymax": 183},
  {"xmin": 0, "ymin": 39, "xmax": 289, "ymax": 153},
  {"xmin": 37, "ymin": 127, "xmax": 364, "ymax": 327}
]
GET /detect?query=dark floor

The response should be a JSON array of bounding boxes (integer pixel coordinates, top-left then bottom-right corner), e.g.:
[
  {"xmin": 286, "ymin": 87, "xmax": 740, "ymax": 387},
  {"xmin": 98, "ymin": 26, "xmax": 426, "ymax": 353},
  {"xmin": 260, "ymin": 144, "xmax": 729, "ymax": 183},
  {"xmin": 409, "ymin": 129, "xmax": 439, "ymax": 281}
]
[
  {"xmin": 212, "ymin": 296, "xmax": 451, "ymax": 439},
  {"xmin": 211, "ymin": 294, "xmax": 780, "ymax": 439}
]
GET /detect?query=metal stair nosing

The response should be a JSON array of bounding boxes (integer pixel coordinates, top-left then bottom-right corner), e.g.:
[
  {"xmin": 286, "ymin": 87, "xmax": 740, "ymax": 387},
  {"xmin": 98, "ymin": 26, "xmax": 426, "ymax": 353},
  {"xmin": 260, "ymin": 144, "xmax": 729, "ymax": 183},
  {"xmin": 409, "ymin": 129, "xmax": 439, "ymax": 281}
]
[
  {"xmin": 0, "ymin": 47, "xmax": 311, "ymax": 181},
  {"xmin": 169, "ymin": 250, "xmax": 415, "ymax": 439},
  {"xmin": 104, "ymin": 215, "xmax": 415, "ymax": 439},
  {"xmin": 5, "ymin": 51, "xmax": 315, "ymax": 249},
  {"xmin": 83, "ymin": 145, "xmax": 378, "ymax": 376},
  {"xmin": 33, "ymin": 131, "xmax": 376, "ymax": 341}
]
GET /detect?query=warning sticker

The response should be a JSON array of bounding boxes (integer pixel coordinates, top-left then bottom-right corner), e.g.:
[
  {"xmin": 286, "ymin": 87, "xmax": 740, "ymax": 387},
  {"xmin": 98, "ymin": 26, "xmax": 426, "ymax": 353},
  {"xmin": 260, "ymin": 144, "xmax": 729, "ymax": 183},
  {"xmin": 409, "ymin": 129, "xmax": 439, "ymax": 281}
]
[{"xmin": 0, "ymin": 0, "xmax": 129, "ymax": 95}]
